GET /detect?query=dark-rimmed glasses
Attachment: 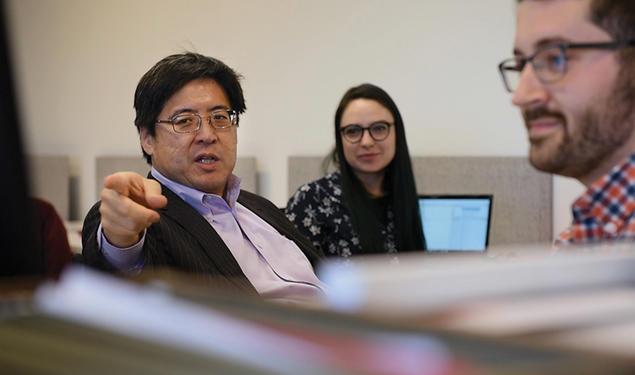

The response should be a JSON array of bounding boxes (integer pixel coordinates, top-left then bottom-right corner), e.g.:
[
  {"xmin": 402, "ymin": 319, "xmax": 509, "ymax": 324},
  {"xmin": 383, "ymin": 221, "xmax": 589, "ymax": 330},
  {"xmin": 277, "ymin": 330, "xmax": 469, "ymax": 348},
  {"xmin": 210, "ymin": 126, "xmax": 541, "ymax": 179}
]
[
  {"xmin": 156, "ymin": 109, "xmax": 238, "ymax": 133},
  {"xmin": 340, "ymin": 121, "xmax": 393, "ymax": 143},
  {"xmin": 498, "ymin": 40, "xmax": 635, "ymax": 92}
]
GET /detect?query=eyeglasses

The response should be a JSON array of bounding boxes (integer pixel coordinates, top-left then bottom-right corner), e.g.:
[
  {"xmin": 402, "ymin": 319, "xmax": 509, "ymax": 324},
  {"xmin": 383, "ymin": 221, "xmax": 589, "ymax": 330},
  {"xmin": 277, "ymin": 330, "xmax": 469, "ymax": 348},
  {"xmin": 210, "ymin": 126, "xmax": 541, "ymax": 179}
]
[
  {"xmin": 155, "ymin": 109, "xmax": 238, "ymax": 133},
  {"xmin": 498, "ymin": 40, "xmax": 635, "ymax": 92},
  {"xmin": 340, "ymin": 121, "xmax": 393, "ymax": 143}
]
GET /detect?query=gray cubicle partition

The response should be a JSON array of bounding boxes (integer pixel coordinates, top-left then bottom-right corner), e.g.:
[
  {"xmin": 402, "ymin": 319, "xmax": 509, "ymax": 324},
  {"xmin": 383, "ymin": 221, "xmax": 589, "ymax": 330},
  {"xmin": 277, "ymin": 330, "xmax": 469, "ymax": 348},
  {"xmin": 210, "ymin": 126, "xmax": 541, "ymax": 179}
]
[
  {"xmin": 287, "ymin": 156, "xmax": 552, "ymax": 246},
  {"xmin": 28, "ymin": 155, "xmax": 71, "ymax": 220},
  {"xmin": 95, "ymin": 156, "xmax": 258, "ymax": 200}
]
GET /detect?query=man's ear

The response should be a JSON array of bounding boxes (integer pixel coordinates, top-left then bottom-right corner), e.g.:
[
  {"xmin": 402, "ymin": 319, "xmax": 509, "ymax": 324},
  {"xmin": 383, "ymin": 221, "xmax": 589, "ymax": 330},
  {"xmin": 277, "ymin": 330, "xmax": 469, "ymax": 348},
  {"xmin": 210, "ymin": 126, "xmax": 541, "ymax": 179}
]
[{"xmin": 140, "ymin": 126, "xmax": 155, "ymax": 157}]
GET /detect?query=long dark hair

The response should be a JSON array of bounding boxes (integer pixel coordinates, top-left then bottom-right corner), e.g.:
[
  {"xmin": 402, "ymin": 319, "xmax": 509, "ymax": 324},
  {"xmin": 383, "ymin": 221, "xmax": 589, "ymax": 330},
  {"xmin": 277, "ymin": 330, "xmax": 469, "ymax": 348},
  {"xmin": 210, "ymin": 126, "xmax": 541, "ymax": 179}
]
[{"xmin": 333, "ymin": 83, "xmax": 425, "ymax": 254}]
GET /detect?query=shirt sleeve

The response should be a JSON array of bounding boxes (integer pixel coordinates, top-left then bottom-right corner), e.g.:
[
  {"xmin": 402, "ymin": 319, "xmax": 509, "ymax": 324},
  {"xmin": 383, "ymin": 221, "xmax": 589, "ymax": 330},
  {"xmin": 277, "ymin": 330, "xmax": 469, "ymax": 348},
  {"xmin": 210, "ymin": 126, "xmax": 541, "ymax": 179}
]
[{"xmin": 98, "ymin": 223, "xmax": 146, "ymax": 274}]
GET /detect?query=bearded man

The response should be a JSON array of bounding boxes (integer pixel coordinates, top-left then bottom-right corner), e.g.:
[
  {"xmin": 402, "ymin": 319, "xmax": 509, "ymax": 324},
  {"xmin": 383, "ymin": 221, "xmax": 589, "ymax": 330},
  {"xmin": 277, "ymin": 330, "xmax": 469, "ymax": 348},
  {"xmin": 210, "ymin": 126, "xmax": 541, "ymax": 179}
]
[{"xmin": 498, "ymin": 0, "xmax": 635, "ymax": 244}]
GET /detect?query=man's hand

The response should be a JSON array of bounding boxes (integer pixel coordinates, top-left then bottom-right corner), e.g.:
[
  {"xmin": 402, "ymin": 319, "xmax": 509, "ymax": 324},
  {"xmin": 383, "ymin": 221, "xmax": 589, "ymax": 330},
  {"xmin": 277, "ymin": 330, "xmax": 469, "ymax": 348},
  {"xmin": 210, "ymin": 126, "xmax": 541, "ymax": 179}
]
[{"xmin": 99, "ymin": 172, "xmax": 168, "ymax": 248}]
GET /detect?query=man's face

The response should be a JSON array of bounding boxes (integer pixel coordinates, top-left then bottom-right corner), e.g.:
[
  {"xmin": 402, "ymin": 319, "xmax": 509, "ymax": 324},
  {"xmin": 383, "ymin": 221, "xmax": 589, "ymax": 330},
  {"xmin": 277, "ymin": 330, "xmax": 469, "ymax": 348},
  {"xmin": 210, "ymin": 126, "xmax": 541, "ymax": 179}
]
[
  {"xmin": 512, "ymin": 0, "xmax": 635, "ymax": 184},
  {"xmin": 140, "ymin": 78, "xmax": 237, "ymax": 196}
]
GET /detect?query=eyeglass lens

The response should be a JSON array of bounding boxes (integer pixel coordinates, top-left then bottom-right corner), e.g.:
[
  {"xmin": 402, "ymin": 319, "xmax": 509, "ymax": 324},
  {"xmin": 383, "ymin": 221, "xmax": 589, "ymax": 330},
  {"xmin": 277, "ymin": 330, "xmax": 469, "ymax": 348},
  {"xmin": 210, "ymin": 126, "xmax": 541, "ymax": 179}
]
[
  {"xmin": 500, "ymin": 45, "xmax": 567, "ymax": 92},
  {"xmin": 342, "ymin": 122, "xmax": 390, "ymax": 142},
  {"xmin": 171, "ymin": 111, "xmax": 234, "ymax": 133}
]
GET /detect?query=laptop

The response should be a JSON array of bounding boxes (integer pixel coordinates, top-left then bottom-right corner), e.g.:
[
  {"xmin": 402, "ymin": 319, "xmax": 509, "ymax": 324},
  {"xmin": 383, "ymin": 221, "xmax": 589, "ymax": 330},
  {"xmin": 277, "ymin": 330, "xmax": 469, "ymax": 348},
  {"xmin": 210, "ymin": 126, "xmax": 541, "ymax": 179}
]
[{"xmin": 418, "ymin": 195, "xmax": 493, "ymax": 252}]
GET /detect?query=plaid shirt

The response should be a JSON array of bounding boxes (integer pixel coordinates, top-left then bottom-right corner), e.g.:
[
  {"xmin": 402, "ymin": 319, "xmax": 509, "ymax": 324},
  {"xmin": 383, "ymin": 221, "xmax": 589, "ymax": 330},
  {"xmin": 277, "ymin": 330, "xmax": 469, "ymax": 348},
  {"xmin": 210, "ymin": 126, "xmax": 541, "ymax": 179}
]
[{"xmin": 556, "ymin": 153, "xmax": 635, "ymax": 246}]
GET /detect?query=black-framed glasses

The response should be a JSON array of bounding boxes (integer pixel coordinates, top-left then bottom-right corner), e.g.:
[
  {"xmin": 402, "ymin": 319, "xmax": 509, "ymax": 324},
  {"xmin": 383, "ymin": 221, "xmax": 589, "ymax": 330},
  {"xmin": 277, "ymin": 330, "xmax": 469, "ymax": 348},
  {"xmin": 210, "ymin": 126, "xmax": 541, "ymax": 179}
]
[
  {"xmin": 340, "ymin": 121, "xmax": 393, "ymax": 143},
  {"xmin": 498, "ymin": 40, "xmax": 635, "ymax": 92},
  {"xmin": 155, "ymin": 109, "xmax": 238, "ymax": 133}
]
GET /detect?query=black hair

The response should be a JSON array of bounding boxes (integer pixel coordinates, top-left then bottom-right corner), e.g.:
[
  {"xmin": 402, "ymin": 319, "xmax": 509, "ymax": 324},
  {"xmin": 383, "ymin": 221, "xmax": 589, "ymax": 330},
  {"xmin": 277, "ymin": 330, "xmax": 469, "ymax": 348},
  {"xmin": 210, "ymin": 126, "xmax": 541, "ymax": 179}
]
[
  {"xmin": 333, "ymin": 83, "xmax": 425, "ymax": 254},
  {"xmin": 134, "ymin": 52, "xmax": 246, "ymax": 164}
]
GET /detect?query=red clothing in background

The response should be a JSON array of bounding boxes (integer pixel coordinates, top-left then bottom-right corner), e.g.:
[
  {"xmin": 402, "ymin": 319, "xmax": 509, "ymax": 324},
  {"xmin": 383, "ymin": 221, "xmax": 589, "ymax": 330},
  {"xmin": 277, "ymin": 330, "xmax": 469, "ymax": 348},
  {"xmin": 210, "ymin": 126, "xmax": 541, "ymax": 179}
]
[{"xmin": 31, "ymin": 198, "xmax": 72, "ymax": 278}]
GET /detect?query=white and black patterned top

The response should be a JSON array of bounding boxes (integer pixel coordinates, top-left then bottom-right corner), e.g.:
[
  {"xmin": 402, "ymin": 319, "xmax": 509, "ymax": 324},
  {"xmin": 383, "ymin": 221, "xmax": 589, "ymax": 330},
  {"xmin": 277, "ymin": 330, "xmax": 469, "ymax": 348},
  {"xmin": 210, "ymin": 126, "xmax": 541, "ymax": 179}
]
[{"xmin": 285, "ymin": 172, "xmax": 397, "ymax": 258}]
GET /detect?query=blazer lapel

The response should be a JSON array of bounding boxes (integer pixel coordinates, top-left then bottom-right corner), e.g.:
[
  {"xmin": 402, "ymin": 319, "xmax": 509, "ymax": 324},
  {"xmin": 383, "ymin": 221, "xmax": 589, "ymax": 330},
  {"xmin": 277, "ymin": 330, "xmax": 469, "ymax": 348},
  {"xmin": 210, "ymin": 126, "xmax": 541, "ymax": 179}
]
[
  {"xmin": 154, "ymin": 179, "xmax": 250, "ymax": 285},
  {"xmin": 237, "ymin": 189, "xmax": 324, "ymax": 267}
]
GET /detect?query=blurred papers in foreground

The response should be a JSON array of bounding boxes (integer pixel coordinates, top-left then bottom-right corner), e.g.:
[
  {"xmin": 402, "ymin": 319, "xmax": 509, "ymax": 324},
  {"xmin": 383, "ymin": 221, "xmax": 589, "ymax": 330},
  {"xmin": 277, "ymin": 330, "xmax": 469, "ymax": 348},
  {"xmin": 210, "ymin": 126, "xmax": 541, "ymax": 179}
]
[
  {"xmin": 319, "ymin": 244, "xmax": 635, "ymax": 360},
  {"xmin": 30, "ymin": 267, "xmax": 457, "ymax": 375}
]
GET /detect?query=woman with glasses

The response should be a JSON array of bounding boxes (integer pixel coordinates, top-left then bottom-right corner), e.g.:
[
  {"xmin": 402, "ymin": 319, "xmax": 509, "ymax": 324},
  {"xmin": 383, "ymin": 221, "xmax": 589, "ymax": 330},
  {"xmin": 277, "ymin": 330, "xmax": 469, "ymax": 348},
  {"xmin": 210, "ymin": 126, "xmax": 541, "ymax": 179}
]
[{"xmin": 285, "ymin": 83, "xmax": 425, "ymax": 257}]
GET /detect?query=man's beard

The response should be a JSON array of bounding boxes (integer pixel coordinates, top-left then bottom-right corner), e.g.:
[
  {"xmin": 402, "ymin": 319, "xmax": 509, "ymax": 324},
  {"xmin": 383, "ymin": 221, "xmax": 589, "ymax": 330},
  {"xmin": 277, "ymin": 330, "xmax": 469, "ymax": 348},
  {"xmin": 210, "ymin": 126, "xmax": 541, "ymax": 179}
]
[{"xmin": 526, "ymin": 66, "xmax": 635, "ymax": 179}]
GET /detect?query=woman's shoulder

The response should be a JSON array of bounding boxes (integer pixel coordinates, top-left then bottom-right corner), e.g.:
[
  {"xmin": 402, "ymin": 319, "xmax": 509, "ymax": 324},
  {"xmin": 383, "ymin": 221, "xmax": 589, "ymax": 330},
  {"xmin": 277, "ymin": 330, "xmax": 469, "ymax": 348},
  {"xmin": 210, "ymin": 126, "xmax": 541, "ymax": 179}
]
[
  {"xmin": 296, "ymin": 172, "xmax": 341, "ymax": 195},
  {"xmin": 287, "ymin": 172, "xmax": 342, "ymax": 207},
  {"xmin": 316, "ymin": 171, "xmax": 341, "ymax": 188}
]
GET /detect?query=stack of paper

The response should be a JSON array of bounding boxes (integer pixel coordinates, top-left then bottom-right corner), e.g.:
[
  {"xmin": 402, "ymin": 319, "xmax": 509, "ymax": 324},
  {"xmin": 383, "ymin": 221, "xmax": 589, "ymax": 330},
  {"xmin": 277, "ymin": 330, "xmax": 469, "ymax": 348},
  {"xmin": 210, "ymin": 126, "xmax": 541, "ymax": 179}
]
[{"xmin": 319, "ymin": 244, "xmax": 635, "ymax": 360}]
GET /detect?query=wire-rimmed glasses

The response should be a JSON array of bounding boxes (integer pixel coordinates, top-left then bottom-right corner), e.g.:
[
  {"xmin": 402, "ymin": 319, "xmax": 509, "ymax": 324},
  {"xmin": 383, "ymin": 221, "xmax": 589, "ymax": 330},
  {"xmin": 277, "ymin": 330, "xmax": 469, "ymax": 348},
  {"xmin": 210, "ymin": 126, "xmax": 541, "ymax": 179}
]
[
  {"xmin": 498, "ymin": 40, "xmax": 635, "ymax": 92},
  {"xmin": 340, "ymin": 121, "xmax": 393, "ymax": 143},
  {"xmin": 156, "ymin": 109, "xmax": 238, "ymax": 133}
]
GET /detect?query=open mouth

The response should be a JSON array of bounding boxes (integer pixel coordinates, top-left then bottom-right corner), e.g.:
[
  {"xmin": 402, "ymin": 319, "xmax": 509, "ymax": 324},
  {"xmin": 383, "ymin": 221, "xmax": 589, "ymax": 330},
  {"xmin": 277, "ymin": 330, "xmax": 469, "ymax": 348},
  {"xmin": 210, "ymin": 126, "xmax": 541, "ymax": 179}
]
[{"xmin": 196, "ymin": 155, "xmax": 218, "ymax": 164}]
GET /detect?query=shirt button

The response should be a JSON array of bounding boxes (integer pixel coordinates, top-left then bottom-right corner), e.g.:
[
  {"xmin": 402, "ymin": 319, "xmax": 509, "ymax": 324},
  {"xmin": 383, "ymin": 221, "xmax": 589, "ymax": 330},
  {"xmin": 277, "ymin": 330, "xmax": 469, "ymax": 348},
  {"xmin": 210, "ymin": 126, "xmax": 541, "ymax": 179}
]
[{"xmin": 604, "ymin": 222, "xmax": 617, "ymax": 234}]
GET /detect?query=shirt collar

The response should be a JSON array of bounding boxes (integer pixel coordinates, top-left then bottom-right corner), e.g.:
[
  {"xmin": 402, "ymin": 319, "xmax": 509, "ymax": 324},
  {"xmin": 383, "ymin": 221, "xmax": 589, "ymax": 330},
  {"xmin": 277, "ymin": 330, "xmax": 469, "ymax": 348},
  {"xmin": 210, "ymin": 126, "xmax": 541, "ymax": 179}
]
[
  {"xmin": 150, "ymin": 167, "xmax": 242, "ymax": 216},
  {"xmin": 571, "ymin": 153, "xmax": 635, "ymax": 222}
]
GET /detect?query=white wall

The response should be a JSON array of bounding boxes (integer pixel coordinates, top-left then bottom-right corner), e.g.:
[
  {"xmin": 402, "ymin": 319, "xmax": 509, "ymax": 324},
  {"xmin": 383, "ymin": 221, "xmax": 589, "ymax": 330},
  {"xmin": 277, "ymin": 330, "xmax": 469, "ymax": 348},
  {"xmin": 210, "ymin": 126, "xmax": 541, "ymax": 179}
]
[{"xmin": 5, "ymin": 0, "xmax": 580, "ymax": 236}]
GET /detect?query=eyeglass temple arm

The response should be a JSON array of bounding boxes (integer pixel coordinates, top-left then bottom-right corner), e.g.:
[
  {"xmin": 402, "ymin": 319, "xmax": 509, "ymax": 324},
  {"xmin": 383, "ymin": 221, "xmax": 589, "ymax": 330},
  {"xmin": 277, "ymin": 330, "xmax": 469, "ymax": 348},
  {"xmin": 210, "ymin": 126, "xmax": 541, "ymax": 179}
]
[{"xmin": 566, "ymin": 40, "xmax": 635, "ymax": 50}]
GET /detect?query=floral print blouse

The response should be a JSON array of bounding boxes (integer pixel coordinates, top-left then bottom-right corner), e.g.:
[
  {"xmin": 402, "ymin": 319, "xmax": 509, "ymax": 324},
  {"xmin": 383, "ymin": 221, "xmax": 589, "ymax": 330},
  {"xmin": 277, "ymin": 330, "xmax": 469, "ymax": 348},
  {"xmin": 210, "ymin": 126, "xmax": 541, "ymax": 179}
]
[{"xmin": 285, "ymin": 172, "xmax": 397, "ymax": 258}]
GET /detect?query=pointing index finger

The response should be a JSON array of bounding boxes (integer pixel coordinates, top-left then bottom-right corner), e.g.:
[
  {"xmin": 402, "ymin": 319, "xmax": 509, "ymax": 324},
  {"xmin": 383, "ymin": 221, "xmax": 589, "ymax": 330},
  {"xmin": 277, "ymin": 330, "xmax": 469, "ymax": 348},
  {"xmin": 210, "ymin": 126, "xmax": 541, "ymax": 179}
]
[
  {"xmin": 103, "ymin": 172, "xmax": 166, "ymax": 209},
  {"xmin": 143, "ymin": 178, "xmax": 168, "ymax": 209}
]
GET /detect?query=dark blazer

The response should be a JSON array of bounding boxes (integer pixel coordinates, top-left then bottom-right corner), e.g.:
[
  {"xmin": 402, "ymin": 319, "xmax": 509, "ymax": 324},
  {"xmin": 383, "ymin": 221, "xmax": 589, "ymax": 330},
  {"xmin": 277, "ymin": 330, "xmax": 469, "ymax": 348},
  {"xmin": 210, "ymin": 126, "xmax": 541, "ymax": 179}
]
[{"xmin": 82, "ymin": 183, "xmax": 324, "ymax": 295}]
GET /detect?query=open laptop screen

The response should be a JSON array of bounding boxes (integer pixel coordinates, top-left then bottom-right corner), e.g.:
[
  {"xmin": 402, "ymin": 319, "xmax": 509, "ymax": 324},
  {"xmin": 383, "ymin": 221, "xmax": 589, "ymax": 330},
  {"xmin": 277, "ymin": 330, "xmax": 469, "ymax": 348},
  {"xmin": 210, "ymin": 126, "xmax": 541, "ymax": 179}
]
[{"xmin": 418, "ymin": 195, "xmax": 493, "ymax": 251}]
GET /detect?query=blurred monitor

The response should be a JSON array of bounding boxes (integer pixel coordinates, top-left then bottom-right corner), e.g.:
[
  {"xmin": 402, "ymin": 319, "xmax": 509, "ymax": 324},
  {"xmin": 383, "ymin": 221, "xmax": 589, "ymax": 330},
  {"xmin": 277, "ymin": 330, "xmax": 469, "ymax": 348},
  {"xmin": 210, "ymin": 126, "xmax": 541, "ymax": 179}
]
[{"xmin": 419, "ymin": 195, "xmax": 493, "ymax": 252}]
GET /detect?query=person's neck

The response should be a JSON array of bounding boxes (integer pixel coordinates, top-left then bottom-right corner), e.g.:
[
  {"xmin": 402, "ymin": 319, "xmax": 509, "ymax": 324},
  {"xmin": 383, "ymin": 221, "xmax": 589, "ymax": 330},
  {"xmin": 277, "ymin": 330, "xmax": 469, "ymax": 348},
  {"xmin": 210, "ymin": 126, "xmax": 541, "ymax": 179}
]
[
  {"xmin": 354, "ymin": 170, "xmax": 386, "ymax": 198},
  {"xmin": 578, "ymin": 143, "xmax": 635, "ymax": 188}
]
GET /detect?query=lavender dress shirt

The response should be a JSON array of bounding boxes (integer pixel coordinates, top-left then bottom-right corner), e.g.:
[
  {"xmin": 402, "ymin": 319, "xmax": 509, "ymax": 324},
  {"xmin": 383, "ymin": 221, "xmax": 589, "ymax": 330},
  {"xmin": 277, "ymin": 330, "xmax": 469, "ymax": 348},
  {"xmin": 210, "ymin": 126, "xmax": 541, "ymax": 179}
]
[{"xmin": 99, "ymin": 168, "xmax": 324, "ymax": 301}]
